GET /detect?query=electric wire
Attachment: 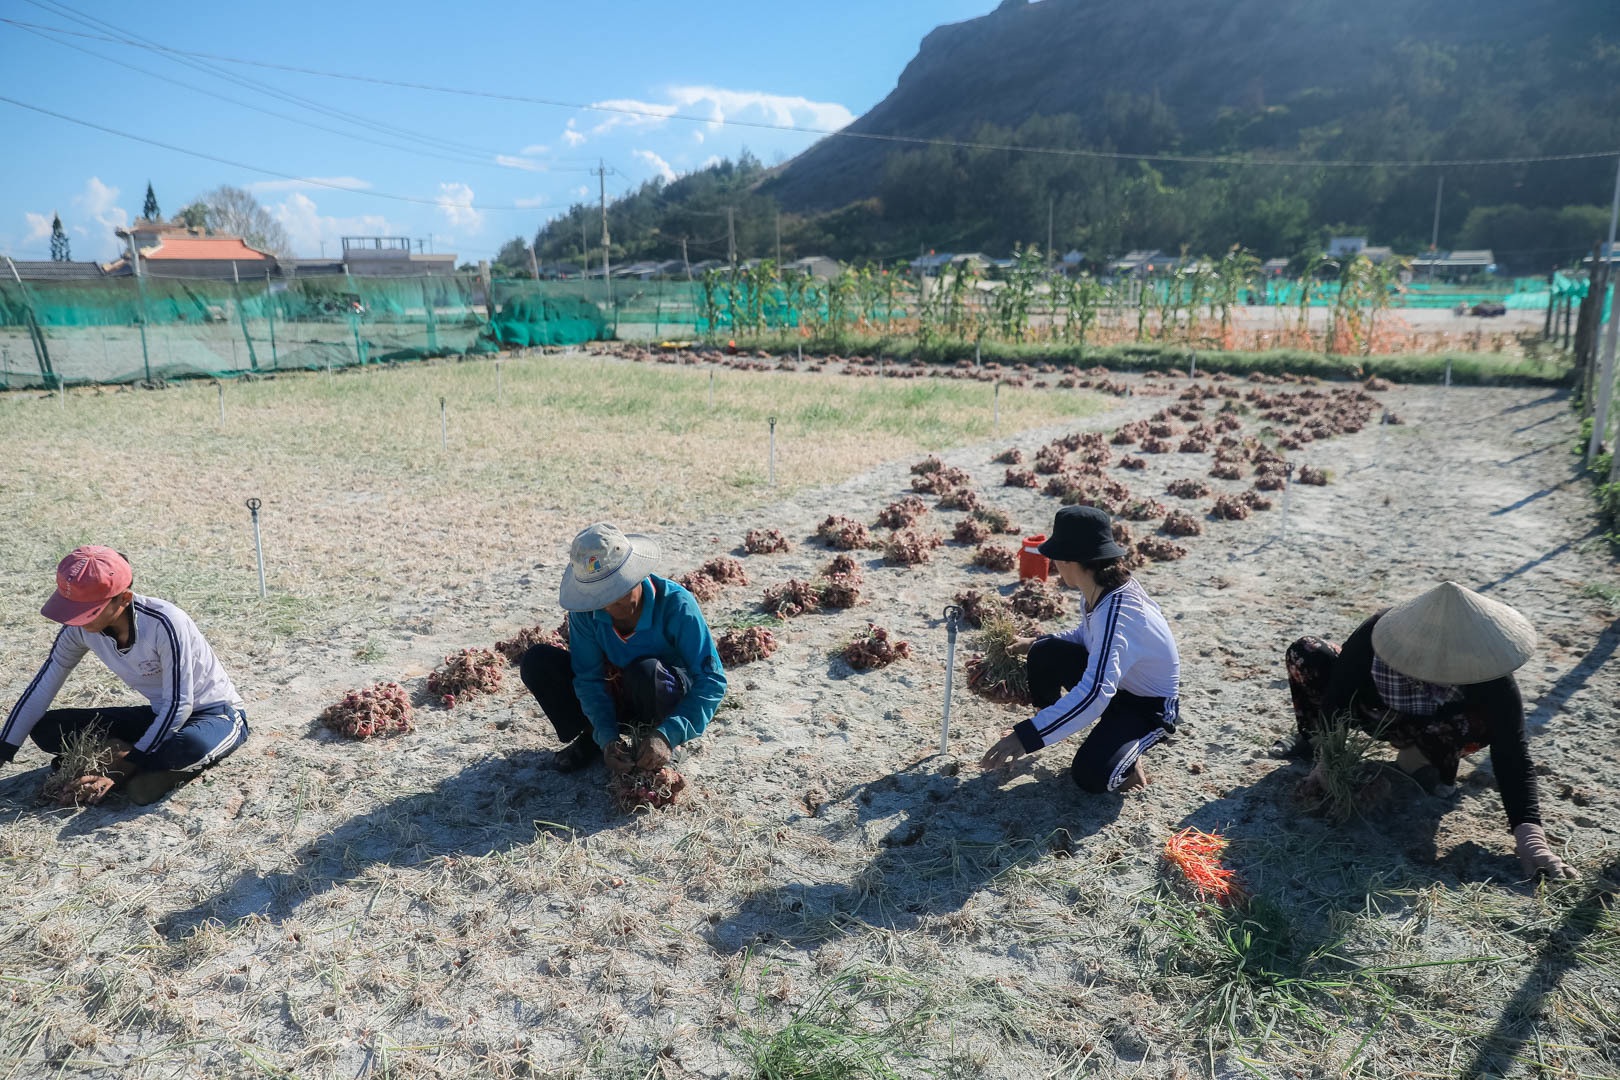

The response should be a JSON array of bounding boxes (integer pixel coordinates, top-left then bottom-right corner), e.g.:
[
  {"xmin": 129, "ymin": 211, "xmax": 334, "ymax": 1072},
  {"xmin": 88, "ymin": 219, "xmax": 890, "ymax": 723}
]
[
  {"xmin": 4, "ymin": 15, "xmax": 1616, "ymax": 170},
  {"xmin": 0, "ymin": 94, "xmax": 547, "ymax": 212}
]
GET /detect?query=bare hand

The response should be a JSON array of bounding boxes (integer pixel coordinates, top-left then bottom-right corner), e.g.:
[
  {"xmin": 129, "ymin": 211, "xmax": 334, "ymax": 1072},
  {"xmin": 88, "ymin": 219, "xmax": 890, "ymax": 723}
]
[
  {"xmin": 635, "ymin": 733, "xmax": 673, "ymax": 771},
  {"xmin": 1007, "ymin": 636, "xmax": 1037, "ymax": 657},
  {"xmin": 1514, "ymin": 823, "xmax": 1578, "ymax": 881},
  {"xmin": 58, "ymin": 775, "xmax": 116, "ymax": 806},
  {"xmin": 980, "ymin": 729, "xmax": 1026, "ymax": 772},
  {"xmin": 603, "ymin": 740, "xmax": 635, "ymax": 775}
]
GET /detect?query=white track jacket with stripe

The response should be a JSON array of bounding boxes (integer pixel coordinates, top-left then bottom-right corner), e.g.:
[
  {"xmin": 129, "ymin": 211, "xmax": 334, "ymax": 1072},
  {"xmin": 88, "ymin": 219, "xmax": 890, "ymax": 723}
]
[
  {"xmin": 1, "ymin": 595, "xmax": 242, "ymax": 763},
  {"xmin": 1013, "ymin": 578, "xmax": 1180, "ymax": 753}
]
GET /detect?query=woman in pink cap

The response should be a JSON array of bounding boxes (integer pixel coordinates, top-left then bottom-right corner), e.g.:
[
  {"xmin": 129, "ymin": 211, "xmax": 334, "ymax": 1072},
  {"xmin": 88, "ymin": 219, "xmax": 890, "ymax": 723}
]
[{"xmin": 1, "ymin": 546, "xmax": 249, "ymax": 805}]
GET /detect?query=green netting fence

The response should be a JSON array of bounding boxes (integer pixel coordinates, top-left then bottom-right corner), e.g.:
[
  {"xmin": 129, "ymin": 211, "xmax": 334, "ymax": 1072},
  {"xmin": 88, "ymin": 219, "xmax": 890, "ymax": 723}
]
[{"xmin": 3, "ymin": 268, "xmax": 1608, "ymax": 390}]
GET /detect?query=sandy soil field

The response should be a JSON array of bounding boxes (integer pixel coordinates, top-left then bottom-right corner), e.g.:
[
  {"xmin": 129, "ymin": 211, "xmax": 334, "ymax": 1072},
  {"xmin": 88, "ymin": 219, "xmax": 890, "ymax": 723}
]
[{"xmin": 1, "ymin": 358, "xmax": 1616, "ymax": 1078}]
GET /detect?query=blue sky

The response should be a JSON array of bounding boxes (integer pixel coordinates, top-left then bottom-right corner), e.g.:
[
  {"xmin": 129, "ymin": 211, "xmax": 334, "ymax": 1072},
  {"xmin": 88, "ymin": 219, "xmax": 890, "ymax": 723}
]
[{"xmin": 0, "ymin": 0, "xmax": 996, "ymax": 263}]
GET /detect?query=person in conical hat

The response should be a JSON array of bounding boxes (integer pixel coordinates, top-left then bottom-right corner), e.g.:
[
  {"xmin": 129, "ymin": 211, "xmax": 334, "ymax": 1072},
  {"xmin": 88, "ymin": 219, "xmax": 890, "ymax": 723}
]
[{"xmin": 1276, "ymin": 581, "xmax": 1576, "ymax": 880}]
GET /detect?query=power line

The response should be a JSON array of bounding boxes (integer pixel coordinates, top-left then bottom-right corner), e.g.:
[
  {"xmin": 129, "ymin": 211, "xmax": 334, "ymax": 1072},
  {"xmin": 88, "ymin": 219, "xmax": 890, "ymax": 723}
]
[
  {"xmin": 4, "ymin": 15, "xmax": 1617, "ymax": 171},
  {"xmin": 5, "ymin": 19, "xmax": 591, "ymax": 174},
  {"xmin": 18, "ymin": 2, "xmax": 505, "ymax": 165},
  {"xmin": 0, "ymin": 94, "xmax": 551, "ymax": 212}
]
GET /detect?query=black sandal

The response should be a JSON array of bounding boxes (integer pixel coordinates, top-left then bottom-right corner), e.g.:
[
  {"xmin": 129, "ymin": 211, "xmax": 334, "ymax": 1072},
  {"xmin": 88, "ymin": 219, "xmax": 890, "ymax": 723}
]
[
  {"xmin": 553, "ymin": 735, "xmax": 601, "ymax": 773},
  {"xmin": 1267, "ymin": 734, "xmax": 1311, "ymax": 760}
]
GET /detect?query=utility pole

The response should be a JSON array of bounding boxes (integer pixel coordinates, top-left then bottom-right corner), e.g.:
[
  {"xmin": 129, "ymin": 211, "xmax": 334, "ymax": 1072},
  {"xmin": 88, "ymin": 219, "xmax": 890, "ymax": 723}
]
[
  {"xmin": 581, "ymin": 215, "xmax": 589, "ymax": 280},
  {"xmin": 1047, "ymin": 196, "xmax": 1054, "ymax": 265},
  {"xmin": 528, "ymin": 244, "xmax": 540, "ymax": 280},
  {"xmin": 1428, "ymin": 175, "xmax": 1443, "ymax": 282},
  {"xmin": 727, "ymin": 206, "xmax": 736, "ymax": 268},
  {"xmin": 597, "ymin": 160, "xmax": 613, "ymax": 311},
  {"xmin": 1589, "ymin": 150, "xmax": 1620, "ymax": 468},
  {"xmin": 775, "ymin": 211, "xmax": 782, "ymax": 266},
  {"xmin": 682, "ymin": 236, "xmax": 692, "ymax": 282}
]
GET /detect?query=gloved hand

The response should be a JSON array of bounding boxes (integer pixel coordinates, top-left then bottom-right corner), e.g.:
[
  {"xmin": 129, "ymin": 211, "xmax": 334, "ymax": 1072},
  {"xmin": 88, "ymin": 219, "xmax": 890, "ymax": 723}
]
[{"xmin": 1514, "ymin": 822, "xmax": 1578, "ymax": 881}]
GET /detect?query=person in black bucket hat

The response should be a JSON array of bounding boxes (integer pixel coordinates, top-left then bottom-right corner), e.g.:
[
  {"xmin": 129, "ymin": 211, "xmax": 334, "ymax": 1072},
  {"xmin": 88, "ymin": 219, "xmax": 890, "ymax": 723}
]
[{"xmin": 980, "ymin": 506, "xmax": 1181, "ymax": 793}]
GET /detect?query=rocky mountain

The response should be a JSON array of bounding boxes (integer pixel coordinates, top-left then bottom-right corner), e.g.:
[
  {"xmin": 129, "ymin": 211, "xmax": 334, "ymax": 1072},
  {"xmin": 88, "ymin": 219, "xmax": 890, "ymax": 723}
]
[{"xmin": 765, "ymin": 0, "xmax": 1619, "ymax": 216}]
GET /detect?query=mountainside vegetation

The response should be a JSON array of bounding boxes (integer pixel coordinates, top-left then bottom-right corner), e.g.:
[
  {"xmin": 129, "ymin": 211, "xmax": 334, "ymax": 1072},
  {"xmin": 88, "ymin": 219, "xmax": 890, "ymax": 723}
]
[{"xmin": 518, "ymin": 0, "xmax": 1620, "ymax": 275}]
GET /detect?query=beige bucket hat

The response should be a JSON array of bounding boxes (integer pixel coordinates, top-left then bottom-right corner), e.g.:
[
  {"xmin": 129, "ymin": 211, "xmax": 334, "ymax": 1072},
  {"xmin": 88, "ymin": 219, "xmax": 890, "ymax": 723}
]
[
  {"xmin": 558, "ymin": 523, "xmax": 660, "ymax": 612},
  {"xmin": 1370, "ymin": 581, "xmax": 1536, "ymax": 685}
]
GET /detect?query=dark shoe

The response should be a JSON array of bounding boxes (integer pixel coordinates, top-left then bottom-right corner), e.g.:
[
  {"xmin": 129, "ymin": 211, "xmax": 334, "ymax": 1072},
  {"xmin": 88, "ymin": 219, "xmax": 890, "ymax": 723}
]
[
  {"xmin": 1268, "ymin": 734, "xmax": 1312, "ymax": 760},
  {"xmin": 553, "ymin": 735, "xmax": 602, "ymax": 773},
  {"xmin": 124, "ymin": 769, "xmax": 193, "ymax": 806}
]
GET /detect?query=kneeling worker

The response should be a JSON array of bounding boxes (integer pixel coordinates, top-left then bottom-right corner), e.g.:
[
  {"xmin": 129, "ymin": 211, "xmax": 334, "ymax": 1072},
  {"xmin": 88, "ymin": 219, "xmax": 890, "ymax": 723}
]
[
  {"xmin": 980, "ymin": 506, "xmax": 1181, "ymax": 792},
  {"xmin": 520, "ymin": 523, "xmax": 727, "ymax": 774},
  {"xmin": 1, "ymin": 546, "xmax": 249, "ymax": 805}
]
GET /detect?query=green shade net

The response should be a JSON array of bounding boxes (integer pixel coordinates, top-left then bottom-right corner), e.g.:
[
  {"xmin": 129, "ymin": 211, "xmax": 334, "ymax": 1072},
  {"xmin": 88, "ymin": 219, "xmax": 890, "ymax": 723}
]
[{"xmin": 0, "ymin": 273, "xmax": 510, "ymax": 389}]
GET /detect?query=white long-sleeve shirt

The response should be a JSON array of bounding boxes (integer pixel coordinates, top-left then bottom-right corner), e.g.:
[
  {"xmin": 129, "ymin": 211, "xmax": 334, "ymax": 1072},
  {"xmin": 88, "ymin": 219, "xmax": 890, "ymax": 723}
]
[
  {"xmin": 1013, "ymin": 578, "xmax": 1180, "ymax": 752},
  {"xmin": 1, "ymin": 595, "xmax": 242, "ymax": 761}
]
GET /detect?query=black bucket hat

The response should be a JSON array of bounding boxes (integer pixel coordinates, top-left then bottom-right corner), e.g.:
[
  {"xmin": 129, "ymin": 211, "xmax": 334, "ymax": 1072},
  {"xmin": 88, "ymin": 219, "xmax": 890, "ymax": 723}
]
[{"xmin": 1038, "ymin": 506, "xmax": 1127, "ymax": 563}]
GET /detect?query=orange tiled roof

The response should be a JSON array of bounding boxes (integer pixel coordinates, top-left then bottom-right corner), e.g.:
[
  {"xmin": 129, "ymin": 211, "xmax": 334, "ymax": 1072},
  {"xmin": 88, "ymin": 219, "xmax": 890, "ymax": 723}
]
[{"xmin": 142, "ymin": 236, "xmax": 274, "ymax": 261}]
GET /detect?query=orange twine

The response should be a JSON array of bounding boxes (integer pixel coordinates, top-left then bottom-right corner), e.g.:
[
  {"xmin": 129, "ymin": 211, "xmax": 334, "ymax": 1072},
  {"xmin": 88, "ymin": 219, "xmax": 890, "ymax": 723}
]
[{"xmin": 1164, "ymin": 828, "xmax": 1247, "ymax": 906}]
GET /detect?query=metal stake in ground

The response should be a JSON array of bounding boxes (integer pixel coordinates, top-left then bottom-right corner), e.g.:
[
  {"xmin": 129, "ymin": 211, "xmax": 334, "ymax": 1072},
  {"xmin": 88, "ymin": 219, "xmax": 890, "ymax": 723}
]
[
  {"xmin": 940, "ymin": 605, "xmax": 963, "ymax": 755},
  {"xmin": 246, "ymin": 498, "xmax": 267, "ymax": 599},
  {"xmin": 1189, "ymin": 351, "xmax": 1197, "ymax": 379},
  {"xmin": 440, "ymin": 396, "xmax": 448, "ymax": 452},
  {"xmin": 216, "ymin": 380, "xmax": 224, "ymax": 425},
  {"xmin": 768, "ymin": 416, "xmax": 777, "ymax": 487},
  {"xmin": 1278, "ymin": 463, "xmax": 1297, "ymax": 543}
]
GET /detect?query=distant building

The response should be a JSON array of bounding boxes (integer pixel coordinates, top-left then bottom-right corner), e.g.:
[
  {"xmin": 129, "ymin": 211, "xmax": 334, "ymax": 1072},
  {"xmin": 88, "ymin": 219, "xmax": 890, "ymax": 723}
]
[
  {"xmin": 784, "ymin": 255, "xmax": 842, "ymax": 279},
  {"xmin": 1107, "ymin": 250, "xmax": 1172, "ymax": 276},
  {"xmin": 1410, "ymin": 249, "xmax": 1497, "ymax": 280},
  {"xmin": 3, "ymin": 258, "xmax": 110, "ymax": 282},
  {"xmin": 111, "ymin": 221, "xmax": 277, "ymax": 280},
  {"xmin": 911, "ymin": 252, "xmax": 955, "ymax": 277},
  {"xmin": 1261, "ymin": 257, "xmax": 1291, "ymax": 276},
  {"xmin": 334, "ymin": 236, "xmax": 456, "ymax": 277},
  {"xmin": 1327, "ymin": 236, "xmax": 1367, "ymax": 258}
]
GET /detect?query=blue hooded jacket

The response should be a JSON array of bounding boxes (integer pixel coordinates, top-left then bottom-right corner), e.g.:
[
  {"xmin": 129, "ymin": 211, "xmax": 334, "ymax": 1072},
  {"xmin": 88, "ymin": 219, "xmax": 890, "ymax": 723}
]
[{"xmin": 567, "ymin": 574, "xmax": 726, "ymax": 748}]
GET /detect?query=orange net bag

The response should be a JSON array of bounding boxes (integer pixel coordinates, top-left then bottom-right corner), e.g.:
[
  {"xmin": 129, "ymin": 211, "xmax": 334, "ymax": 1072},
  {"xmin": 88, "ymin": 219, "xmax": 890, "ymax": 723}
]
[{"xmin": 1163, "ymin": 828, "xmax": 1247, "ymax": 906}]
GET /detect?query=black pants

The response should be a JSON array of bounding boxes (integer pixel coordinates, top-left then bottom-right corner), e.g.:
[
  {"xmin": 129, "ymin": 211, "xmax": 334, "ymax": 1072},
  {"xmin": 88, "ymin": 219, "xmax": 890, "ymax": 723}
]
[
  {"xmin": 518, "ymin": 644, "xmax": 689, "ymax": 745},
  {"xmin": 30, "ymin": 702, "xmax": 249, "ymax": 773},
  {"xmin": 1027, "ymin": 637, "xmax": 1172, "ymax": 793}
]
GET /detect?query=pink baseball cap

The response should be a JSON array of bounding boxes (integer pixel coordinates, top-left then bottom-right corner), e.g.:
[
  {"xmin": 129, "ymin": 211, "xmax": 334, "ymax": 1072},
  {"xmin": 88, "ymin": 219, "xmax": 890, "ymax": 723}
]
[{"xmin": 41, "ymin": 546, "xmax": 133, "ymax": 626}]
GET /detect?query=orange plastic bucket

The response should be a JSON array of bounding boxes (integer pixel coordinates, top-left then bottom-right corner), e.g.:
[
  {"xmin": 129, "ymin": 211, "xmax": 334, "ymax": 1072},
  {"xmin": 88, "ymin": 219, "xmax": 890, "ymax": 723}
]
[{"xmin": 1019, "ymin": 534, "xmax": 1050, "ymax": 581}]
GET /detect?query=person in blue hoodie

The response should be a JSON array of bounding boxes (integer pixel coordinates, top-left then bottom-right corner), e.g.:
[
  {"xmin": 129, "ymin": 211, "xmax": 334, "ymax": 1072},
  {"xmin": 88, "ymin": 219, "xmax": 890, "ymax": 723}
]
[{"xmin": 519, "ymin": 523, "xmax": 726, "ymax": 774}]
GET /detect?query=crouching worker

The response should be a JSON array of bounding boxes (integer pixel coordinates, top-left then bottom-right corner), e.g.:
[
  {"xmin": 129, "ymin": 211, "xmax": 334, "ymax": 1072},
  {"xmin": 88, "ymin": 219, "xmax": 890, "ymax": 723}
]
[
  {"xmin": 520, "ymin": 523, "xmax": 726, "ymax": 775},
  {"xmin": 1, "ymin": 547, "xmax": 249, "ymax": 806},
  {"xmin": 980, "ymin": 506, "xmax": 1181, "ymax": 792},
  {"xmin": 1279, "ymin": 581, "xmax": 1575, "ymax": 880}
]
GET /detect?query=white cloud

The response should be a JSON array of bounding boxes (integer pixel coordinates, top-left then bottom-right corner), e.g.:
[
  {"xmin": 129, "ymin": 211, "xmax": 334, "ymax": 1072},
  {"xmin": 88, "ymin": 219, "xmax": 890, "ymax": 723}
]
[
  {"xmin": 693, "ymin": 130, "xmax": 705, "ymax": 144},
  {"xmin": 24, "ymin": 212, "xmax": 52, "ymax": 243},
  {"xmin": 586, "ymin": 86, "xmax": 854, "ymax": 137},
  {"xmin": 435, "ymin": 182, "xmax": 482, "ymax": 231},
  {"xmin": 270, "ymin": 192, "xmax": 392, "ymax": 258},
  {"xmin": 514, "ymin": 194, "xmax": 548, "ymax": 208},
  {"xmin": 574, "ymin": 185, "xmax": 590, "ymax": 198},
  {"xmin": 520, "ymin": 143, "xmax": 550, "ymax": 156},
  {"xmin": 495, "ymin": 155, "xmax": 548, "ymax": 173},
  {"xmin": 561, "ymin": 120, "xmax": 587, "ymax": 148},
  {"xmin": 633, "ymin": 149, "xmax": 677, "ymax": 183},
  {"xmin": 71, "ymin": 177, "xmax": 129, "ymax": 259},
  {"xmin": 246, "ymin": 176, "xmax": 372, "ymax": 194},
  {"xmin": 701, "ymin": 155, "xmax": 723, "ymax": 169}
]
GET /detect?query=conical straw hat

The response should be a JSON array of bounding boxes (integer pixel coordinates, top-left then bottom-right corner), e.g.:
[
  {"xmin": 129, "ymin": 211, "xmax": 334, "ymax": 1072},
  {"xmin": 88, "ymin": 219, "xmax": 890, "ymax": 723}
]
[{"xmin": 1370, "ymin": 581, "xmax": 1536, "ymax": 685}]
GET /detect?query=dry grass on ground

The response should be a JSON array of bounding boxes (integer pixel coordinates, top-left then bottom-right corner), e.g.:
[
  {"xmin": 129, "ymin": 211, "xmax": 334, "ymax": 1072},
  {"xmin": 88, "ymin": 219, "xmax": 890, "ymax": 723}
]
[
  {"xmin": 0, "ymin": 359, "xmax": 1616, "ymax": 1079},
  {"xmin": 0, "ymin": 352, "xmax": 1093, "ymax": 666}
]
